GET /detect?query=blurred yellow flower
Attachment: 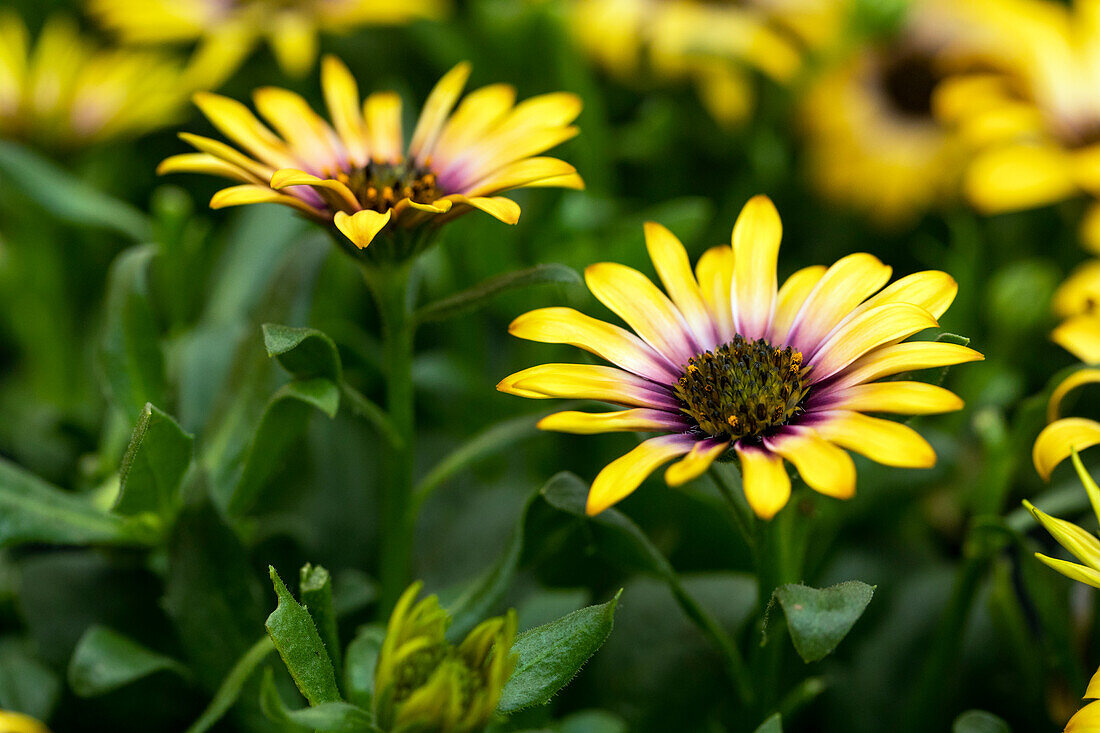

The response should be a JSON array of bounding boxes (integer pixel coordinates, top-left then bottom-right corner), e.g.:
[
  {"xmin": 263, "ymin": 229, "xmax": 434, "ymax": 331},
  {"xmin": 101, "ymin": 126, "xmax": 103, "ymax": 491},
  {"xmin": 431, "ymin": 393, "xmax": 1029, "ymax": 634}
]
[
  {"xmin": 800, "ymin": 0, "xmax": 1023, "ymax": 225},
  {"xmin": 566, "ymin": 0, "xmax": 801, "ymax": 125},
  {"xmin": 1052, "ymin": 259, "xmax": 1100, "ymax": 364},
  {"xmin": 88, "ymin": 0, "xmax": 445, "ymax": 86},
  {"xmin": 0, "ymin": 710, "xmax": 50, "ymax": 733},
  {"xmin": 0, "ymin": 11, "xmax": 188, "ymax": 146},
  {"xmin": 951, "ymin": 0, "xmax": 1100, "ymax": 251},
  {"xmin": 160, "ymin": 57, "xmax": 583, "ymax": 256},
  {"xmin": 500, "ymin": 195, "xmax": 980, "ymax": 518}
]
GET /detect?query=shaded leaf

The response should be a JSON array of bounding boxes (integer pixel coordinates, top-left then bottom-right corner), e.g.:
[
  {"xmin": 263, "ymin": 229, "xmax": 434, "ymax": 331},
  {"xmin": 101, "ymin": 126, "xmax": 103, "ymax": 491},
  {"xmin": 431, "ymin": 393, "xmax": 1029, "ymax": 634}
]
[
  {"xmin": 300, "ymin": 564, "xmax": 341, "ymax": 677},
  {"xmin": 0, "ymin": 458, "xmax": 157, "ymax": 549},
  {"xmin": 771, "ymin": 582, "xmax": 875, "ymax": 663},
  {"xmin": 498, "ymin": 592, "xmax": 620, "ymax": 713},
  {"xmin": 68, "ymin": 625, "xmax": 186, "ymax": 697},
  {"xmin": 952, "ymin": 710, "xmax": 1011, "ymax": 733},
  {"xmin": 415, "ymin": 264, "xmax": 582, "ymax": 324},
  {"xmin": 260, "ymin": 669, "xmax": 376, "ymax": 732},
  {"xmin": 0, "ymin": 639, "xmax": 61, "ymax": 721},
  {"xmin": 753, "ymin": 713, "xmax": 782, "ymax": 733},
  {"xmin": 343, "ymin": 625, "xmax": 385, "ymax": 710},
  {"xmin": 184, "ymin": 637, "xmax": 275, "ymax": 733},
  {"xmin": 265, "ymin": 566, "xmax": 341, "ymax": 706},
  {"xmin": 227, "ymin": 378, "xmax": 340, "ymax": 516},
  {"xmin": 114, "ymin": 403, "xmax": 193, "ymax": 518},
  {"xmin": 0, "ymin": 140, "xmax": 151, "ymax": 241},
  {"xmin": 263, "ymin": 324, "xmax": 342, "ymax": 382}
]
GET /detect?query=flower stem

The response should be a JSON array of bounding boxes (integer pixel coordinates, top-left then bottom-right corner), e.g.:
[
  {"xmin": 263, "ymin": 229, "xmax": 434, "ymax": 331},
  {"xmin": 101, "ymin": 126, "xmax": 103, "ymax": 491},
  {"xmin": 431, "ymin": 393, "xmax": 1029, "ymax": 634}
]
[{"xmin": 363, "ymin": 260, "xmax": 417, "ymax": 614}]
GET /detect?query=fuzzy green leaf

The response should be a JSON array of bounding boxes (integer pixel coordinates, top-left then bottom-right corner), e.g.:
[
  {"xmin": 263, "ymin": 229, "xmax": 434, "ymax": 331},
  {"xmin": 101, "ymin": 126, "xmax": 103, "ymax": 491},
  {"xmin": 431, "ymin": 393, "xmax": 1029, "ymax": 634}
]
[
  {"xmin": 265, "ymin": 567, "xmax": 342, "ymax": 707},
  {"xmin": 114, "ymin": 403, "xmax": 193, "ymax": 518},
  {"xmin": 343, "ymin": 626, "xmax": 385, "ymax": 710},
  {"xmin": 952, "ymin": 710, "xmax": 1011, "ymax": 733},
  {"xmin": 227, "ymin": 378, "xmax": 339, "ymax": 516},
  {"xmin": 263, "ymin": 324, "xmax": 342, "ymax": 382},
  {"xmin": 771, "ymin": 582, "xmax": 875, "ymax": 663},
  {"xmin": 0, "ymin": 140, "xmax": 151, "ymax": 241},
  {"xmin": 184, "ymin": 637, "xmax": 275, "ymax": 733},
  {"xmin": 0, "ymin": 458, "xmax": 157, "ymax": 549},
  {"xmin": 414, "ymin": 264, "xmax": 582, "ymax": 324},
  {"xmin": 68, "ymin": 625, "xmax": 187, "ymax": 697},
  {"xmin": 300, "ymin": 564, "xmax": 341, "ymax": 677},
  {"xmin": 753, "ymin": 713, "xmax": 783, "ymax": 733},
  {"xmin": 498, "ymin": 592, "xmax": 621, "ymax": 713},
  {"xmin": 260, "ymin": 669, "xmax": 377, "ymax": 732}
]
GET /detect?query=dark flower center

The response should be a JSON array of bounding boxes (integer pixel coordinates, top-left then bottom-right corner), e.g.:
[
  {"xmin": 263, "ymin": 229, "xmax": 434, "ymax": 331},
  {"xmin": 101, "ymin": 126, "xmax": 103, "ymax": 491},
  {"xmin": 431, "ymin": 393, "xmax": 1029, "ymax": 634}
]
[
  {"xmin": 674, "ymin": 335, "xmax": 810, "ymax": 441},
  {"xmin": 339, "ymin": 161, "xmax": 442, "ymax": 212},
  {"xmin": 879, "ymin": 51, "xmax": 941, "ymax": 118}
]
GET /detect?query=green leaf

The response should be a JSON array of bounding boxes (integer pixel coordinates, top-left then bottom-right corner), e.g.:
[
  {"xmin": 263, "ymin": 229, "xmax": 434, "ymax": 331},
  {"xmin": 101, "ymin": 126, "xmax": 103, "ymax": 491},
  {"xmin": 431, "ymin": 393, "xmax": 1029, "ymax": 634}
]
[
  {"xmin": 260, "ymin": 669, "xmax": 377, "ymax": 732},
  {"xmin": 68, "ymin": 625, "xmax": 187, "ymax": 697},
  {"xmin": 227, "ymin": 378, "xmax": 339, "ymax": 516},
  {"xmin": 952, "ymin": 710, "xmax": 1011, "ymax": 733},
  {"xmin": 753, "ymin": 713, "xmax": 783, "ymax": 733},
  {"xmin": 498, "ymin": 592, "xmax": 621, "ymax": 713},
  {"xmin": 414, "ymin": 263, "xmax": 582, "ymax": 324},
  {"xmin": 114, "ymin": 403, "xmax": 193, "ymax": 518},
  {"xmin": 100, "ymin": 245, "xmax": 167, "ymax": 421},
  {"xmin": 184, "ymin": 637, "xmax": 275, "ymax": 733},
  {"xmin": 300, "ymin": 564, "xmax": 341, "ymax": 677},
  {"xmin": 0, "ymin": 458, "xmax": 158, "ymax": 548},
  {"xmin": 557, "ymin": 710, "xmax": 629, "ymax": 733},
  {"xmin": 770, "ymin": 582, "xmax": 875, "ymax": 663},
  {"xmin": 0, "ymin": 638, "xmax": 61, "ymax": 721},
  {"xmin": 263, "ymin": 324, "xmax": 342, "ymax": 382},
  {"xmin": 265, "ymin": 566, "xmax": 342, "ymax": 706},
  {"xmin": 343, "ymin": 625, "xmax": 385, "ymax": 710},
  {"xmin": 0, "ymin": 140, "xmax": 151, "ymax": 241}
]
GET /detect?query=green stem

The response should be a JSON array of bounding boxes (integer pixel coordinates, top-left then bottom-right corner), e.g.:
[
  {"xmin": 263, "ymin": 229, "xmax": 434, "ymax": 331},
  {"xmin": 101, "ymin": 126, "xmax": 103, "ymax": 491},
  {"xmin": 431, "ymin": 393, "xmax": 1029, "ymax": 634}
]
[{"xmin": 363, "ymin": 260, "xmax": 417, "ymax": 614}]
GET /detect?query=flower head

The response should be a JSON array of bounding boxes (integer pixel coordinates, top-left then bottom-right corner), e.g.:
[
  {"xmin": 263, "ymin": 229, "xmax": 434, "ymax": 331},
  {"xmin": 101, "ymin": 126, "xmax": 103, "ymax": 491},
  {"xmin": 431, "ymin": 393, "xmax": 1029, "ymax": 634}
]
[
  {"xmin": 0, "ymin": 12, "xmax": 188, "ymax": 146},
  {"xmin": 89, "ymin": 0, "xmax": 446, "ymax": 85},
  {"xmin": 500, "ymin": 195, "xmax": 981, "ymax": 518},
  {"xmin": 373, "ymin": 582, "xmax": 517, "ymax": 733},
  {"xmin": 160, "ymin": 57, "xmax": 583, "ymax": 259}
]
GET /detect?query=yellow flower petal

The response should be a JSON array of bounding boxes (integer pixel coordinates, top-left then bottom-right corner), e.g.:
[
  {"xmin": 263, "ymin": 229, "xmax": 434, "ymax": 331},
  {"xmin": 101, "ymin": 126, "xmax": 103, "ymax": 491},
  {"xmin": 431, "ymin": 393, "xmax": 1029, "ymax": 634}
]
[
  {"xmin": 270, "ymin": 168, "xmax": 361, "ymax": 212},
  {"xmin": 1049, "ymin": 368, "xmax": 1100, "ymax": 423},
  {"xmin": 584, "ymin": 262, "xmax": 695, "ymax": 365},
  {"xmin": 1033, "ymin": 553, "xmax": 1100, "ymax": 590},
  {"xmin": 856, "ymin": 270, "xmax": 958, "ymax": 320},
  {"xmin": 1054, "ymin": 314, "xmax": 1100, "ymax": 363},
  {"xmin": 267, "ymin": 11, "xmax": 317, "ymax": 78},
  {"xmin": 765, "ymin": 427, "xmax": 856, "ymax": 500},
  {"xmin": 644, "ymin": 221, "xmax": 716, "ymax": 347},
  {"xmin": 158, "ymin": 153, "xmax": 256, "ymax": 182},
  {"xmin": 587, "ymin": 435, "xmax": 691, "ymax": 515},
  {"xmin": 209, "ymin": 184, "xmax": 321, "ymax": 216},
  {"xmin": 787, "ymin": 253, "xmax": 892, "ymax": 354},
  {"xmin": 1066, "ymin": 699, "xmax": 1100, "ymax": 731},
  {"xmin": 178, "ymin": 132, "xmax": 276, "ymax": 182},
  {"xmin": 442, "ymin": 194, "xmax": 520, "ymax": 224},
  {"xmin": 182, "ymin": 24, "xmax": 255, "ymax": 91},
  {"xmin": 1082, "ymin": 202, "xmax": 1100, "ymax": 255},
  {"xmin": 321, "ymin": 55, "xmax": 367, "ymax": 166},
  {"xmin": 828, "ymin": 381, "xmax": 964, "ymax": 415},
  {"xmin": 537, "ymin": 409, "xmax": 679, "ymax": 434},
  {"xmin": 253, "ymin": 86, "xmax": 341, "ymax": 171},
  {"xmin": 364, "ymin": 91, "xmax": 403, "ymax": 164},
  {"xmin": 1024, "ymin": 500, "xmax": 1100, "ymax": 570},
  {"xmin": 0, "ymin": 710, "xmax": 50, "ymax": 733},
  {"xmin": 1052, "ymin": 260, "xmax": 1100, "ymax": 318},
  {"xmin": 731, "ymin": 194, "xmax": 781, "ymax": 340},
  {"xmin": 694, "ymin": 245, "xmax": 735, "ymax": 342},
  {"xmin": 409, "ymin": 61, "xmax": 471, "ymax": 163},
  {"xmin": 507, "ymin": 307, "xmax": 677, "ymax": 382},
  {"xmin": 334, "ymin": 209, "xmax": 392, "ymax": 249},
  {"xmin": 496, "ymin": 364, "xmax": 674, "ymax": 409},
  {"xmin": 193, "ymin": 92, "xmax": 296, "ymax": 170},
  {"xmin": 665, "ymin": 439, "xmax": 729, "ymax": 487},
  {"xmin": 831, "ymin": 341, "xmax": 984, "ymax": 389},
  {"xmin": 734, "ymin": 443, "xmax": 791, "ymax": 520},
  {"xmin": 771, "ymin": 265, "xmax": 826, "ymax": 344},
  {"xmin": 496, "ymin": 91, "xmax": 583, "ymax": 133},
  {"xmin": 810, "ymin": 303, "xmax": 938, "ymax": 381},
  {"xmin": 1072, "ymin": 448, "xmax": 1100, "ymax": 532},
  {"xmin": 813, "ymin": 411, "xmax": 936, "ymax": 468},
  {"xmin": 432, "ymin": 83, "xmax": 516, "ymax": 164},
  {"xmin": 1085, "ymin": 665, "xmax": 1100, "ymax": 700},
  {"xmin": 1033, "ymin": 417, "xmax": 1100, "ymax": 480},
  {"xmin": 965, "ymin": 143, "xmax": 1078, "ymax": 214},
  {"xmin": 463, "ymin": 157, "xmax": 578, "ymax": 197}
]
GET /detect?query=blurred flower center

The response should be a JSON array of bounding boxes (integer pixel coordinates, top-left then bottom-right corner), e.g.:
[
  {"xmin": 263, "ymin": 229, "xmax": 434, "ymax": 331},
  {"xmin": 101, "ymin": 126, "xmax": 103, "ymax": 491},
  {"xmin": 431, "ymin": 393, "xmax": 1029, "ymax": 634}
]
[
  {"xmin": 877, "ymin": 51, "xmax": 940, "ymax": 118},
  {"xmin": 674, "ymin": 335, "xmax": 809, "ymax": 441},
  {"xmin": 337, "ymin": 162, "xmax": 442, "ymax": 212}
]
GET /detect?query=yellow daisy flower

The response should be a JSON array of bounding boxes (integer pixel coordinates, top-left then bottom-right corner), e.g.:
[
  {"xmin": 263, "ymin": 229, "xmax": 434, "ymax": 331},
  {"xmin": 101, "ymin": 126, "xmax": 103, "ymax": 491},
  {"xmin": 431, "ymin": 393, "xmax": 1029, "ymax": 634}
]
[
  {"xmin": 499, "ymin": 195, "xmax": 981, "ymax": 518},
  {"xmin": 0, "ymin": 12, "xmax": 187, "ymax": 146},
  {"xmin": 951, "ymin": 0, "xmax": 1100, "ymax": 251},
  {"xmin": 0, "ymin": 710, "xmax": 50, "ymax": 733},
  {"xmin": 88, "ymin": 0, "xmax": 446, "ymax": 85},
  {"xmin": 799, "ymin": 0, "xmax": 1023, "ymax": 225},
  {"xmin": 566, "ymin": 0, "xmax": 801, "ymax": 125},
  {"xmin": 1052, "ymin": 259, "xmax": 1100, "ymax": 364},
  {"xmin": 159, "ymin": 57, "xmax": 584, "ymax": 255}
]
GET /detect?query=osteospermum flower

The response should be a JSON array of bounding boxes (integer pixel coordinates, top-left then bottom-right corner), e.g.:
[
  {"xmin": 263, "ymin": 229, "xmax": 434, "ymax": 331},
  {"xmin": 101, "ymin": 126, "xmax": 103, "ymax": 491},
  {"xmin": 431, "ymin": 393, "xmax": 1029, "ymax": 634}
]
[
  {"xmin": 0, "ymin": 12, "xmax": 187, "ymax": 146},
  {"xmin": 159, "ymin": 57, "xmax": 583, "ymax": 254},
  {"xmin": 88, "ymin": 0, "xmax": 445, "ymax": 85},
  {"xmin": 499, "ymin": 195, "xmax": 981, "ymax": 518}
]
